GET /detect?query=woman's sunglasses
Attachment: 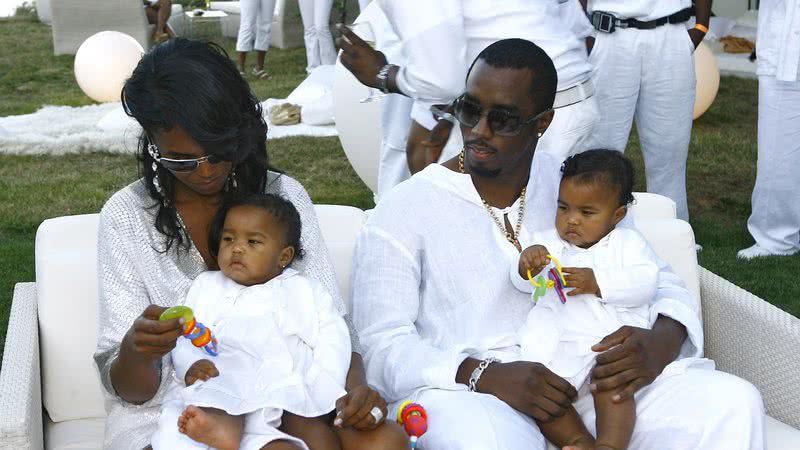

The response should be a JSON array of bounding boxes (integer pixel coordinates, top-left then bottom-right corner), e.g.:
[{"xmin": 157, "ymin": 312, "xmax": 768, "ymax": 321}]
[
  {"xmin": 147, "ymin": 143, "xmax": 226, "ymax": 173},
  {"xmin": 453, "ymin": 95, "xmax": 551, "ymax": 136}
]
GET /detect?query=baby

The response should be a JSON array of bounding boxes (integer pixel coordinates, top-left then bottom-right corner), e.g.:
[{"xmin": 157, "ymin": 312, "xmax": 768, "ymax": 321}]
[
  {"xmin": 513, "ymin": 150, "xmax": 659, "ymax": 450},
  {"xmin": 151, "ymin": 193, "xmax": 351, "ymax": 450}
]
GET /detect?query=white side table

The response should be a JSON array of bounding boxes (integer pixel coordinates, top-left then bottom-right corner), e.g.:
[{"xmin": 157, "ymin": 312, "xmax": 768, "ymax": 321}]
[{"xmin": 184, "ymin": 10, "xmax": 228, "ymax": 40}]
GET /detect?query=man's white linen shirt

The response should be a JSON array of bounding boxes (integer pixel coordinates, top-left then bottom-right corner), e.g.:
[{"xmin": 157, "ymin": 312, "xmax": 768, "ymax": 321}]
[
  {"xmin": 377, "ymin": 0, "xmax": 593, "ymax": 129},
  {"xmin": 587, "ymin": 0, "xmax": 690, "ymax": 21},
  {"xmin": 351, "ymin": 152, "xmax": 704, "ymax": 403},
  {"xmin": 757, "ymin": 0, "xmax": 800, "ymax": 82}
]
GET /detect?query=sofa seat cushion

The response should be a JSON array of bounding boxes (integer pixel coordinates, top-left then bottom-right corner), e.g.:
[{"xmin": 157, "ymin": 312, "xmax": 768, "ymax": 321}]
[
  {"xmin": 767, "ymin": 415, "xmax": 800, "ymax": 449},
  {"xmin": 45, "ymin": 416, "xmax": 104, "ymax": 450}
]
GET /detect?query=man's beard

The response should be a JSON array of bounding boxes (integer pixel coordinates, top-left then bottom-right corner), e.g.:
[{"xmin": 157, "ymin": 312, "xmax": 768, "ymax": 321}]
[{"xmin": 468, "ymin": 162, "xmax": 501, "ymax": 178}]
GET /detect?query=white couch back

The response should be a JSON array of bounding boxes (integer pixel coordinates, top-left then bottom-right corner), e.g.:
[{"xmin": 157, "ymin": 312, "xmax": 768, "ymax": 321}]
[{"xmin": 35, "ymin": 196, "xmax": 697, "ymax": 423}]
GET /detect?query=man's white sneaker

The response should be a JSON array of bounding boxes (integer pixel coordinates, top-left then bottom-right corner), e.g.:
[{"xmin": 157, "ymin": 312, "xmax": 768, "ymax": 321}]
[
  {"xmin": 737, "ymin": 244, "xmax": 798, "ymax": 260},
  {"xmin": 695, "ymin": 243, "xmax": 703, "ymax": 252}
]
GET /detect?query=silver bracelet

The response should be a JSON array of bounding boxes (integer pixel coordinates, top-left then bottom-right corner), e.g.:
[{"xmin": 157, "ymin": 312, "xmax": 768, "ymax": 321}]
[
  {"xmin": 468, "ymin": 357, "xmax": 500, "ymax": 392},
  {"xmin": 376, "ymin": 63, "xmax": 396, "ymax": 94}
]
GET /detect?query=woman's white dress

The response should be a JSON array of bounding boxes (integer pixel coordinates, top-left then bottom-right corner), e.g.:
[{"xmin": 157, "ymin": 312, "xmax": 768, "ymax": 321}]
[{"xmin": 152, "ymin": 268, "xmax": 351, "ymax": 450}]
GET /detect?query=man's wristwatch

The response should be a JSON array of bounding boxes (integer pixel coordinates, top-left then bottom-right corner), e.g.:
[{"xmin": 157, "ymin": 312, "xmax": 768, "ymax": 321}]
[
  {"xmin": 376, "ymin": 64, "xmax": 397, "ymax": 94},
  {"xmin": 468, "ymin": 357, "xmax": 500, "ymax": 392}
]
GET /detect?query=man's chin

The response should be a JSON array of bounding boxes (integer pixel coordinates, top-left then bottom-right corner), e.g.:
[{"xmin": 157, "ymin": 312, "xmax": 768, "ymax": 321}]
[{"xmin": 468, "ymin": 162, "xmax": 501, "ymax": 178}]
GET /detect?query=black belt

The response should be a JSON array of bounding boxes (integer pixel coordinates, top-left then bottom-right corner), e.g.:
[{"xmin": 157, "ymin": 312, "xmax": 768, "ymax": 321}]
[{"xmin": 591, "ymin": 8, "xmax": 692, "ymax": 33}]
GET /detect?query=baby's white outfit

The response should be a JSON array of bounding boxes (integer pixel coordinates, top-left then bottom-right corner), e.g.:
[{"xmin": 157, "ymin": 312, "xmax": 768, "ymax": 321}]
[
  {"xmin": 513, "ymin": 227, "xmax": 660, "ymax": 388},
  {"xmin": 151, "ymin": 268, "xmax": 351, "ymax": 450}
]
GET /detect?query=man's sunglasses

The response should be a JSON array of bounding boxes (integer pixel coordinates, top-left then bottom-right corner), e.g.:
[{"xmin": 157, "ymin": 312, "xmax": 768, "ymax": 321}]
[
  {"xmin": 147, "ymin": 143, "xmax": 226, "ymax": 173},
  {"xmin": 452, "ymin": 95, "xmax": 551, "ymax": 136}
]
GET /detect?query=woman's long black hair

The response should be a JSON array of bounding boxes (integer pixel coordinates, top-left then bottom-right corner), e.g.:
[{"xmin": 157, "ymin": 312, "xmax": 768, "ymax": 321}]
[{"xmin": 122, "ymin": 38, "xmax": 278, "ymax": 252}]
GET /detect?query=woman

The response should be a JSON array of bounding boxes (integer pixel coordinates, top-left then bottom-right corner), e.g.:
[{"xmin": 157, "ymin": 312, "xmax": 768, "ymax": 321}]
[
  {"xmin": 299, "ymin": 0, "xmax": 337, "ymax": 72},
  {"xmin": 93, "ymin": 38, "xmax": 406, "ymax": 450},
  {"xmin": 236, "ymin": 0, "xmax": 275, "ymax": 78}
]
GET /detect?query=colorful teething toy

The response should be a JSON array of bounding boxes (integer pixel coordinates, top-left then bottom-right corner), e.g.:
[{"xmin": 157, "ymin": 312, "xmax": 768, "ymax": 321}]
[
  {"xmin": 526, "ymin": 253, "xmax": 568, "ymax": 305},
  {"xmin": 159, "ymin": 306, "xmax": 219, "ymax": 356},
  {"xmin": 397, "ymin": 401, "xmax": 427, "ymax": 449}
]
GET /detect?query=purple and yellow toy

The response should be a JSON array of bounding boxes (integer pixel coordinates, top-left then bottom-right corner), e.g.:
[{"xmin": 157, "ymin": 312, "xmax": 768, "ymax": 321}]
[
  {"xmin": 526, "ymin": 253, "xmax": 568, "ymax": 304},
  {"xmin": 397, "ymin": 401, "xmax": 427, "ymax": 449},
  {"xmin": 159, "ymin": 305, "xmax": 219, "ymax": 356}
]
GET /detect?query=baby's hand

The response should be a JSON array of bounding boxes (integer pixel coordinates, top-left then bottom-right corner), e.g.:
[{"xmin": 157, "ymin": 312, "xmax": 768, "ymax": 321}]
[
  {"xmin": 185, "ymin": 359, "xmax": 219, "ymax": 386},
  {"xmin": 562, "ymin": 267, "xmax": 601, "ymax": 297},
  {"xmin": 519, "ymin": 245, "xmax": 551, "ymax": 280}
]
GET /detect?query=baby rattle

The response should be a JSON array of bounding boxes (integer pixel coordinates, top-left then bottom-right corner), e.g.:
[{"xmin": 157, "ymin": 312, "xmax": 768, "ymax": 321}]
[
  {"xmin": 396, "ymin": 401, "xmax": 428, "ymax": 449},
  {"xmin": 526, "ymin": 253, "xmax": 568, "ymax": 305},
  {"xmin": 159, "ymin": 305, "xmax": 219, "ymax": 356}
]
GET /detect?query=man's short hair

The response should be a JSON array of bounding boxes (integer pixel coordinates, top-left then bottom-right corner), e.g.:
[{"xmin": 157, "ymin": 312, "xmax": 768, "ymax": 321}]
[{"xmin": 466, "ymin": 38, "xmax": 558, "ymax": 115}]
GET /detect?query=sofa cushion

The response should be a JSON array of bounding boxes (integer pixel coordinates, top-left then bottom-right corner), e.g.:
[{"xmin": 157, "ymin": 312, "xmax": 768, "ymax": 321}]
[
  {"xmin": 45, "ymin": 416, "xmax": 104, "ymax": 450},
  {"xmin": 36, "ymin": 214, "xmax": 106, "ymax": 422},
  {"xmin": 767, "ymin": 415, "xmax": 800, "ymax": 449}
]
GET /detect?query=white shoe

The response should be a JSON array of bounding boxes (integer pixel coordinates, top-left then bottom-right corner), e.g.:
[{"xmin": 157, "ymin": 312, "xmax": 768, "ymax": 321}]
[
  {"xmin": 694, "ymin": 243, "xmax": 703, "ymax": 253},
  {"xmin": 736, "ymin": 244, "xmax": 798, "ymax": 260}
]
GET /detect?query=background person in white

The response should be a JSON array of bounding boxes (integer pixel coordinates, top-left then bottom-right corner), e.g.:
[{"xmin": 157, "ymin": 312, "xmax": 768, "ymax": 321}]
[
  {"xmin": 351, "ymin": 39, "xmax": 765, "ymax": 450},
  {"xmin": 580, "ymin": 0, "xmax": 710, "ymax": 223},
  {"xmin": 236, "ymin": 0, "xmax": 276, "ymax": 78},
  {"xmin": 338, "ymin": 0, "xmax": 597, "ymax": 181},
  {"xmin": 738, "ymin": 0, "xmax": 800, "ymax": 259},
  {"xmin": 298, "ymin": 0, "xmax": 337, "ymax": 72}
]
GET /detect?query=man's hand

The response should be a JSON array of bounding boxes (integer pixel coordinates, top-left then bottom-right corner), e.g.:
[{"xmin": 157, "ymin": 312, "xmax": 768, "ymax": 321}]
[
  {"xmin": 519, "ymin": 245, "xmax": 551, "ymax": 280},
  {"xmin": 585, "ymin": 36, "xmax": 595, "ymax": 55},
  {"xmin": 333, "ymin": 384, "xmax": 387, "ymax": 431},
  {"xmin": 185, "ymin": 359, "xmax": 219, "ymax": 386},
  {"xmin": 562, "ymin": 267, "xmax": 600, "ymax": 297},
  {"xmin": 336, "ymin": 24, "xmax": 387, "ymax": 89},
  {"xmin": 479, "ymin": 361, "xmax": 577, "ymax": 422},
  {"xmin": 590, "ymin": 324, "xmax": 678, "ymax": 402},
  {"xmin": 688, "ymin": 28, "xmax": 705, "ymax": 49}
]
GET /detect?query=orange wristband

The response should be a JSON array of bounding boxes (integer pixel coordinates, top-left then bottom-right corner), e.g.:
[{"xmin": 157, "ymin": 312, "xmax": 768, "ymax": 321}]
[{"xmin": 694, "ymin": 23, "xmax": 709, "ymax": 33}]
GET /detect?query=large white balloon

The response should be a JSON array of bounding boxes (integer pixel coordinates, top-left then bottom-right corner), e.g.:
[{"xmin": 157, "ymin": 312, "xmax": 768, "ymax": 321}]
[
  {"xmin": 74, "ymin": 31, "xmax": 144, "ymax": 103},
  {"xmin": 693, "ymin": 41, "xmax": 720, "ymax": 120}
]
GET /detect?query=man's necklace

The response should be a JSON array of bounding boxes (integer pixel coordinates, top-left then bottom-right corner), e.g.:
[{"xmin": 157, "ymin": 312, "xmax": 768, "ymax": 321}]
[{"xmin": 459, "ymin": 150, "xmax": 525, "ymax": 252}]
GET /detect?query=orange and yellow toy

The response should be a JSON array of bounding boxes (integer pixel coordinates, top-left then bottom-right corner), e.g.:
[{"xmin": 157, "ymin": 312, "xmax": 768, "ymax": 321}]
[
  {"xmin": 159, "ymin": 305, "xmax": 219, "ymax": 356},
  {"xmin": 397, "ymin": 401, "xmax": 427, "ymax": 449}
]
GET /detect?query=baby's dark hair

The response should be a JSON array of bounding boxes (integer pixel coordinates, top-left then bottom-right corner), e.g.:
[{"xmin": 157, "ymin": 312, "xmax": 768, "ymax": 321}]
[
  {"xmin": 560, "ymin": 149, "xmax": 635, "ymax": 207},
  {"xmin": 208, "ymin": 193, "xmax": 304, "ymax": 262}
]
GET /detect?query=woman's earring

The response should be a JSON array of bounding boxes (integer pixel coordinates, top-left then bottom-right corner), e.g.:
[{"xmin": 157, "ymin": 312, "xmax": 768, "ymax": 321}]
[
  {"xmin": 229, "ymin": 169, "xmax": 239, "ymax": 190},
  {"xmin": 537, "ymin": 132, "xmax": 543, "ymax": 138}
]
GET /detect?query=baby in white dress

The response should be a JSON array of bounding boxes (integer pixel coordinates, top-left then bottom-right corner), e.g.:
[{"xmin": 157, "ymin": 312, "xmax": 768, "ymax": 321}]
[
  {"xmin": 152, "ymin": 193, "xmax": 351, "ymax": 450},
  {"xmin": 512, "ymin": 150, "xmax": 664, "ymax": 450}
]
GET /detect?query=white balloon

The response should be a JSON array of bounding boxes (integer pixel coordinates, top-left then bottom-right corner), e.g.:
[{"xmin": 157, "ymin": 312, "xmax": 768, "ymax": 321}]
[
  {"xmin": 693, "ymin": 41, "xmax": 720, "ymax": 120},
  {"xmin": 74, "ymin": 31, "xmax": 144, "ymax": 103}
]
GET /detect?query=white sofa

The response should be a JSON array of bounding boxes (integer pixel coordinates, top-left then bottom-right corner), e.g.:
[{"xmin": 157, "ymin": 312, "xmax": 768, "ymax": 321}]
[
  {"xmin": 209, "ymin": 0, "xmax": 304, "ymax": 49},
  {"xmin": 2, "ymin": 197, "xmax": 800, "ymax": 449}
]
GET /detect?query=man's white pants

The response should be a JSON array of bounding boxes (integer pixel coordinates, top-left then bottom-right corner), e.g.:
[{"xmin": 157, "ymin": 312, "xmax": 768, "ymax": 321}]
[
  {"xmin": 236, "ymin": 0, "xmax": 276, "ymax": 52},
  {"xmin": 398, "ymin": 366, "xmax": 764, "ymax": 449},
  {"xmin": 376, "ymin": 94, "xmax": 413, "ymax": 202},
  {"xmin": 299, "ymin": 0, "xmax": 337, "ymax": 72},
  {"xmin": 586, "ymin": 24, "xmax": 696, "ymax": 221},
  {"xmin": 746, "ymin": 75, "xmax": 800, "ymax": 254}
]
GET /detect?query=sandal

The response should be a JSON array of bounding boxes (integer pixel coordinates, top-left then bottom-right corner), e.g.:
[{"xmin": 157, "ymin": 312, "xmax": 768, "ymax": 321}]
[{"xmin": 252, "ymin": 67, "xmax": 271, "ymax": 80}]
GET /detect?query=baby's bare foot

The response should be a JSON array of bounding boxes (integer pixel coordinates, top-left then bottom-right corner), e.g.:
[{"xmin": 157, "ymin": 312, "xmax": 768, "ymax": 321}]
[{"xmin": 178, "ymin": 405, "xmax": 243, "ymax": 450}]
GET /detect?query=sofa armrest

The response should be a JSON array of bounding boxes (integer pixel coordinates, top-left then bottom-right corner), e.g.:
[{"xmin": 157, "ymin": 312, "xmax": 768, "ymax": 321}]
[
  {"xmin": 0, "ymin": 283, "xmax": 43, "ymax": 450},
  {"xmin": 700, "ymin": 267, "xmax": 800, "ymax": 429}
]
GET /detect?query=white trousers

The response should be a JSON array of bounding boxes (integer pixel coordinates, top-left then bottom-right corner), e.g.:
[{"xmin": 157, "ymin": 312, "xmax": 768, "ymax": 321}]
[
  {"xmin": 746, "ymin": 75, "xmax": 800, "ymax": 253},
  {"xmin": 397, "ymin": 365, "xmax": 764, "ymax": 450},
  {"xmin": 586, "ymin": 24, "xmax": 696, "ymax": 221},
  {"xmin": 376, "ymin": 94, "xmax": 413, "ymax": 202},
  {"xmin": 537, "ymin": 94, "xmax": 599, "ymax": 160},
  {"xmin": 358, "ymin": 0, "xmax": 372, "ymax": 12},
  {"xmin": 299, "ymin": 0, "xmax": 337, "ymax": 72},
  {"xmin": 236, "ymin": 0, "xmax": 276, "ymax": 52}
]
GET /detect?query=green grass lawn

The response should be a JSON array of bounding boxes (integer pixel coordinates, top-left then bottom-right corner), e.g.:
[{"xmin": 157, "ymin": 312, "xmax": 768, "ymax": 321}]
[{"xmin": 1, "ymin": 15, "xmax": 798, "ymax": 358}]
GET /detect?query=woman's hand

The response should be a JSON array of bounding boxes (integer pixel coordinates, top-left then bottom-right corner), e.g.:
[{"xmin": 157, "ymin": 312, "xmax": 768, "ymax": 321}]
[
  {"xmin": 185, "ymin": 359, "xmax": 219, "ymax": 386},
  {"xmin": 333, "ymin": 384, "xmax": 388, "ymax": 431},
  {"xmin": 120, "ymin": 304, "xmax": 184, "ymax": 363},
  {"xmin": 336, "ymin": 24, "xmax": 388, "ymax": 89},
  {"xmin": 590, "ymin": 319, "xmax": 685, "ymax": 402}
]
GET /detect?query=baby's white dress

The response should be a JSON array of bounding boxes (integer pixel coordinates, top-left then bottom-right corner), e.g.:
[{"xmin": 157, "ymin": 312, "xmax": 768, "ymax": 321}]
[
  {"xmin": 151, "ymin": 268, "xmax": 351, "ymax": 450},
  {"xmin": 513, "ymin": 227, "xmax": 662, "ymax": 388}
]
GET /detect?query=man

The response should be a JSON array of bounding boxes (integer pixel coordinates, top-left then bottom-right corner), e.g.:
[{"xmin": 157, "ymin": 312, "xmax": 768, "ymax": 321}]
[
  {"xmin": 351, "ymin": 39, "xmax": 765, "ymax": 449},
  {"xmin": 738, "ymin": 0, "xmax": 800, "ymax": 259},
  {"xmin": 339, "ymin": 0, "xmax": 597, "ymax": 192},
  {"xmin": 144, "ymin": 0, "xmax": 174, "ymax": 43},
  {"xmin": 581, "ymin": 0, "xmax": 711, "ymax": 222}
]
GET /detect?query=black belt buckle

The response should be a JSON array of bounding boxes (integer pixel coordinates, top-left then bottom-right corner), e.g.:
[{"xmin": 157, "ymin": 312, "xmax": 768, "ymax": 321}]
[{"xmin": 591, "ymin": 11, "xmax": 617, "ymax": 33}]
